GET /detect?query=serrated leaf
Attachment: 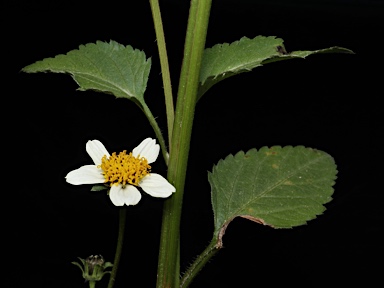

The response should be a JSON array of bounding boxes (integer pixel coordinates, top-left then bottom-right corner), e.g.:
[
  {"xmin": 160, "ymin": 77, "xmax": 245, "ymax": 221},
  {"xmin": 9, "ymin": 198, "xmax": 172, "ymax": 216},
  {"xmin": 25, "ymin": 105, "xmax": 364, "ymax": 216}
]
[
  {"xmin": 209, "ymin": 146, "xmax": 337, "ymax": 247},
  {"xmin": 22, "ymin": 40, "xmax": 151, "ymax": 103},
  {"xmin": 198, "ymin": 36, "xmax": 353, "ymax": 100}
]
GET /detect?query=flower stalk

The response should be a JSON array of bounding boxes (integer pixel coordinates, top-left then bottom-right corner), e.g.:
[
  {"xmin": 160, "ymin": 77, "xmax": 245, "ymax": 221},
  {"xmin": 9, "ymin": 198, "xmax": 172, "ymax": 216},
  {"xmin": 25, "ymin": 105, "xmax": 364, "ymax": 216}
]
[{"xmin": 107, "ymin": 208, "xmax": 126, "ymax": 288}]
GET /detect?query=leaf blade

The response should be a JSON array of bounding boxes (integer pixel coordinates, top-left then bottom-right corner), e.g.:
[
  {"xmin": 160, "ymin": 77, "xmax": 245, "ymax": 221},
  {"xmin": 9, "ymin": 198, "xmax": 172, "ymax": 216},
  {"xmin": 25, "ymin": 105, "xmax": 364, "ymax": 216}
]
[
  {"xmin": 22, "ymin": 40, "xmax": 151, "ymax": 103},
  {"xmin": 209, "ymin": 146, "xmax": 337, "ymax": 247},
  {"xmin": 198, "ymin": 36, "xmax": 353, "ymax": 100}
]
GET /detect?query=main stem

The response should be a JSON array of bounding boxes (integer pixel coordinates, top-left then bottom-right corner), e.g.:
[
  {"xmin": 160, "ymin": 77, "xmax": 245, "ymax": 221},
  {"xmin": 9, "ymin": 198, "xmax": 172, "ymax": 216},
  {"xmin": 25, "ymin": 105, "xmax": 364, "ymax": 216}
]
[{"xmin": 156, "ymin": 1, "xmax": 212, "ymax": 287}]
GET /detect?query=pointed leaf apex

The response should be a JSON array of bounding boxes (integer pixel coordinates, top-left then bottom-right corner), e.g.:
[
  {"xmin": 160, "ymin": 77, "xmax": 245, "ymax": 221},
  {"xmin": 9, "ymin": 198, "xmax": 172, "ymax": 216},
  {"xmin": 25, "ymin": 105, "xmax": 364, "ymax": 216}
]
[{"xmin": 22, "ymin": 40, "xmax": 151, "ymax": 103}]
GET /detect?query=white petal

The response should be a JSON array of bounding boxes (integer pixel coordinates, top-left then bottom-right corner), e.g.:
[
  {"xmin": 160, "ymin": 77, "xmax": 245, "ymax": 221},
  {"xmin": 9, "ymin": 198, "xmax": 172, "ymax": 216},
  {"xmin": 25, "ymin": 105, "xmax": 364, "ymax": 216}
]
[
  {"xmin": 65, "ymin": 165, "xmax": 105, "ymax": 185},
  {"xmin": 139, "ymin": 173, "xmax": 175, "ymax": 198},
  {"xmin": 109, "ymin": 185, "xmax": 142, "ymax": 206},
  {"xmin": 132, "ymin": 138, "xmax": 159, "ymax": 164},
  {"xmin": 86, "ymin": 140, "xmax": 110, "ymax": 165}
]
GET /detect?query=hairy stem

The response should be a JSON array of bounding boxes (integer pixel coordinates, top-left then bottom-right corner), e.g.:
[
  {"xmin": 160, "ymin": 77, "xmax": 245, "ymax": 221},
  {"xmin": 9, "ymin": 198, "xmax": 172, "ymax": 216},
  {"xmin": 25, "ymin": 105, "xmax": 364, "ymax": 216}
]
[{"xmin": 180, "ymin": 239, "xmax": 220, "ymax": 288}]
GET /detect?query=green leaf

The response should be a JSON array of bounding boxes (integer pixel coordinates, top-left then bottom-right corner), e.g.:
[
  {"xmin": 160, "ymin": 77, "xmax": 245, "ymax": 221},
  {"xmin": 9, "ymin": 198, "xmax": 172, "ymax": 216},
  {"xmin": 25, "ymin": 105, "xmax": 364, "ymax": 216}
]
[
  {"xmin": 91, "ymin": 185, "xmax": 108, "ymax": 192},
  {"xmin": 198, "ymin": 36, "xmax": 353, "ymax": 100},
  {"xmin": 22, "ymin": 40, "xmax": 151, "ymax": 103},
  {"xmin": 209, "ymin": 146, "xmax": 337, "ymax": 247}
]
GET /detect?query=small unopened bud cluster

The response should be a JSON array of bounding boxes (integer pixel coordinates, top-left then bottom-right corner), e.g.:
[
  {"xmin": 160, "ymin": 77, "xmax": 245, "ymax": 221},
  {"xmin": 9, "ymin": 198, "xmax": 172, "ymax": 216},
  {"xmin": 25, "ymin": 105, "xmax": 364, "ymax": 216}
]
[{"xmin": 72, "ymin": 254, "xmax": 113, "ymax": 283}]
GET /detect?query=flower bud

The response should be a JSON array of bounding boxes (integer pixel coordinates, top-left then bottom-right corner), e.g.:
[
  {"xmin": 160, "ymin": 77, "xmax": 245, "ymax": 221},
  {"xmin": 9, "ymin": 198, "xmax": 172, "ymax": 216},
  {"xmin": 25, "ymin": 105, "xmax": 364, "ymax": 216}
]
[{"xmin": 72, "ymin": 255, "xmax": 113, "ymax": 282}]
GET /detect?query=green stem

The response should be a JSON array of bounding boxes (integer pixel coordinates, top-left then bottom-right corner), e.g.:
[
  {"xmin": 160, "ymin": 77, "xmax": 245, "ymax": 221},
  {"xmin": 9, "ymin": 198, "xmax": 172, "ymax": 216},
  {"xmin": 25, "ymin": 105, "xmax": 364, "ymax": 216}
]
[
  {"xmin": 142, "ymin": 103, "xmax": 169, "ymax": 165},
  {"xmin": 180, "ymin": 239, "xmax": 220, "ymax": 288},
  {"xmin": 149, "ymin": 0, "xmax": 175, "ymax": 147},
  {"xmin": 107, "ymin": 208, "xmax": 127, "ymax": 288},
  {"xmin": 156, "ymin": 1, "xmax": 212, "ymax": 287},
  {"xmin": 89, "ymin": 281, "xmax": 96, "ymax": 288}
]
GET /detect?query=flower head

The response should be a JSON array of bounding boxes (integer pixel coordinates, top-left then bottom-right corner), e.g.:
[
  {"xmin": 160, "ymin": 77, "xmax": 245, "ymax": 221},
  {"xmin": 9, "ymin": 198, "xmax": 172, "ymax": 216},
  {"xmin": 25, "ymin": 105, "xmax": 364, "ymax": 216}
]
[
  {"xmin": 72, "ymin": 255, "xmax": 113, "ymax": 282},
  {"xmin": 65, "ymin": 138, "xmax": 175, "ymax": 206}
]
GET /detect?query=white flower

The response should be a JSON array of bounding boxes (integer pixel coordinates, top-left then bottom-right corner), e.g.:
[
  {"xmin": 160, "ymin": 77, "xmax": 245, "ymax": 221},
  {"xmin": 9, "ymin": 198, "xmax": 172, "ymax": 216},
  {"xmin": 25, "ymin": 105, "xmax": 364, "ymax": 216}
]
[{"xmin": 65, "ymin": 138, "xmax": 175, "ymax": 206}]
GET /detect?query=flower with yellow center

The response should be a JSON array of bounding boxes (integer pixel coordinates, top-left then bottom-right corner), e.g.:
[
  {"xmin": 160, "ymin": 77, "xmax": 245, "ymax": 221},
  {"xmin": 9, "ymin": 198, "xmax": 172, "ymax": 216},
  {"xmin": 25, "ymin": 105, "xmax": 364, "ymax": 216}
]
[{"xmin": 65, "ymin": 138, "xmax": 175, "ymax": 206}]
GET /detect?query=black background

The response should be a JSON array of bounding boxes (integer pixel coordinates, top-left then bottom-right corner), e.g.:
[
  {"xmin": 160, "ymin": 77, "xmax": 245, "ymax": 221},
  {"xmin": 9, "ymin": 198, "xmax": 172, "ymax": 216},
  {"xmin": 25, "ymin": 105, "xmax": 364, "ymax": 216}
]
[{"xmin": 6, "ymin": 0, "xmax": 383, "ymax": 287}]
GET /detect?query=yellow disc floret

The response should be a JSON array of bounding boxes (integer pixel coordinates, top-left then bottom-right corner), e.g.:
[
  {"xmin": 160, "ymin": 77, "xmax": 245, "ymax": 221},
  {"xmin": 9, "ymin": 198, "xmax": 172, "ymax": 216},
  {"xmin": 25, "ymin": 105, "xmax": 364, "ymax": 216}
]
[{"xmin": 98, "ymin": 150, "xmax": 151, "ymax": 187}]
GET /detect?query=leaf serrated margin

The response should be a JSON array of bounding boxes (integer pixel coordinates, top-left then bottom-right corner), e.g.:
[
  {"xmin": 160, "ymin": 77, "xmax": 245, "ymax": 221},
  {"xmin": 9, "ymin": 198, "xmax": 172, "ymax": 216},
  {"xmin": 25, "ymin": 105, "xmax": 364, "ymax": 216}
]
[
  {"xmin": 22, "ymin": 40, "xmax": 151, "ymax": 102},
  {"xmin": 209, "ymin": 146, "xmax": 337, "ymax": 248}
]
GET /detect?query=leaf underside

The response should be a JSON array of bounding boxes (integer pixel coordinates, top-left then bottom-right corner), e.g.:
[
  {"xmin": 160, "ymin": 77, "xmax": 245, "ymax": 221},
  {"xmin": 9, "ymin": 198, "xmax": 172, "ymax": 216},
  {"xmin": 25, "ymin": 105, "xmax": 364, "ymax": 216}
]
[
  {"xmin": 198, "ymin": 36, "xmax": 354, "ymax": 100},
  {"xmin": 22, "ymin": 40, "xmax": 151, "ymax": 103},
  {"xmin": 209, "ymin": 146, "xmax": 337, "ymax": 247}
]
